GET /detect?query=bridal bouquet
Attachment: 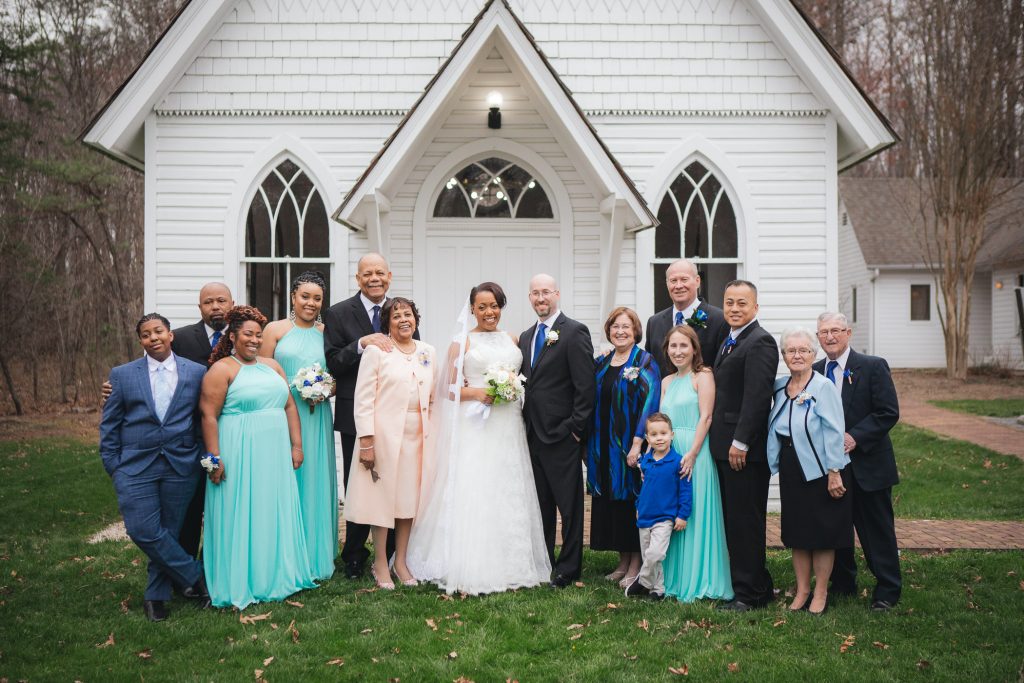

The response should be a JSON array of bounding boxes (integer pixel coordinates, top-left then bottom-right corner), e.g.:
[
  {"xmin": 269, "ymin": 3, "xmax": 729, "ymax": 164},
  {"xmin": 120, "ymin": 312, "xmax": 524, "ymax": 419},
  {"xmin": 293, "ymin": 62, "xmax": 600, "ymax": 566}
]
[
  {"xmin": 483, "ymin": 363, "xmax": 526, "ymax": 405},
  {"xmin": 292, "ymin": 363, "xmax": 335, "ymax": 413}
]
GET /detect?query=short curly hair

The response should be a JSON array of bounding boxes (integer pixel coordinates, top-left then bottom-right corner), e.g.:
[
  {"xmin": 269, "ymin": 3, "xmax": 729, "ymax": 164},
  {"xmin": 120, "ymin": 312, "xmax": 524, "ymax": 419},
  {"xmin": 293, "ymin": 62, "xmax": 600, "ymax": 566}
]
[
  {"xmin": 209, "ymin": 305, "xmax": 268, "ymax": 364},
  {"xmin": 381, "ymin": 297, "xmax": 421, "ymax": 335}
]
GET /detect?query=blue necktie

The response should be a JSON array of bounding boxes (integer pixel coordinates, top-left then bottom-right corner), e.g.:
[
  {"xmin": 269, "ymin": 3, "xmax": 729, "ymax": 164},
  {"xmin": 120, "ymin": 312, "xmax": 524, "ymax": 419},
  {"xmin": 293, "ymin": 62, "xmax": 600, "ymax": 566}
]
[
  {"xmin": 826, "ymin": 360, "xmax": 839, "ymax": 384},
  {"xmin": 722, "ymin": 337, "xmax": 736, "ymax": 355},
  {"xmin": 532, "ymin": 322, "xmax": 547, "ymax": 367},
  {"xmin": 153, "ymin": 365, "xmax": 172, "ymax": 422},
  {"xmin": 675, "ymin": 311, "xmax": 684, "ymax": 326},
  {"xmin": 210, "ymin": 330, "xmax": 222, "ymax": 348},
  {"xmin": 371, "ymin": 305, "xmax": 381, "ymax": 333}
]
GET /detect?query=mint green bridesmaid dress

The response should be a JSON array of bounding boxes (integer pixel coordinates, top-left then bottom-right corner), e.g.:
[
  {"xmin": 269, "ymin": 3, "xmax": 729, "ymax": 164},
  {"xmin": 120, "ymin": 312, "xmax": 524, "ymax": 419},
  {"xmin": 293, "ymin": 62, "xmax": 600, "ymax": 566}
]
[
  {"xmin": 275, "ymin": 324, "xmax": 338, "ymax": 579},
  {"xmin": 203, "ymin": 359, "xmax": 317, "ymax": 609},
  {"xmin": 661, "ymin": 372, "xmax": 734, "ymax": 602}
]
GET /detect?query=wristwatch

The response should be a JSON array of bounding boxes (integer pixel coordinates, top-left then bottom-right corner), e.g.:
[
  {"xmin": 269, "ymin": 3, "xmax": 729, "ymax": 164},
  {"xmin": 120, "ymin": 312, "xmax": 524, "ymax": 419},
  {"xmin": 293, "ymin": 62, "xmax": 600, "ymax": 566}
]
[{"xmin": 828, "ymin": 468, "xmax": 840, "ymax": 474}]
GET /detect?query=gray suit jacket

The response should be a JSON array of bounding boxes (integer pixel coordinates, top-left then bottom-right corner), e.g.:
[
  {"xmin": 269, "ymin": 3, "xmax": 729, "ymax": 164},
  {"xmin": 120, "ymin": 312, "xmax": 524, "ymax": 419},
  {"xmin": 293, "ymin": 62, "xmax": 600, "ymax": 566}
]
[{"xmin": 645, "ymin": 301, "xmax": 729, "ymax": 375}]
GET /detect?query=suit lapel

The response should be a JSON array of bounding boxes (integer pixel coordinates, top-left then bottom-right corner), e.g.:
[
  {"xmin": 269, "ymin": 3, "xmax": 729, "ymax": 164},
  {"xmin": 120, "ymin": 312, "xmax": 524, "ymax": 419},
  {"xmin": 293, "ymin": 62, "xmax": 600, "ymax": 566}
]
[
  {"xmin": 520, "ymin": 324, "xmax": 536, "ymax": 380},
  {"xmin": 841, "ymin": 349, "xmax": 860, "ymax": 410},
  {"xmin": 164, "ymin": 355, "xmax": 192, "ymax": 417},
  {"xmin": 193, "ymin": 323, "xmax": 211, "ymax": 354},
  {"xmin": 531, "ymin": 313, "xmax": 564, "ymax": 373},
  {"xmin": 136, "ymin": 358, "xmax": 159, "ymax": 421},
  {"xmin": 350, "ymin": 294, "xmax": 374, "ymax": 336},
  {"xmin": 715, "ymin": 320, "xmax": 757, "ymax": 368}
]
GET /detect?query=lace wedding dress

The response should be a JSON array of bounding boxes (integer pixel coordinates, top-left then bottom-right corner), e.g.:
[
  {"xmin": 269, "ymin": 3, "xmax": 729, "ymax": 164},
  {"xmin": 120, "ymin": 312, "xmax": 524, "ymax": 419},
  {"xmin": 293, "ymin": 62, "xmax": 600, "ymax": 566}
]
[{"xmin": 407, "ymin": 331, "xmax": 552, "ymax": 594}]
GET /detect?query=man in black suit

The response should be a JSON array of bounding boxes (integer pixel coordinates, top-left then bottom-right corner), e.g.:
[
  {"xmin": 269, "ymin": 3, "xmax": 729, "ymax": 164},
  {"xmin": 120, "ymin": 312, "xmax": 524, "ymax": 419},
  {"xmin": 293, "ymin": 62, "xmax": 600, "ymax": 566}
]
[
  {"xmin": 519, "ymin": 274, "xmax": 596, "ymax": 588},
  {"xmin": 814, "ymin": 312, "xmax": 901, "ymax": 611},
  {"xmin": 323, "ymin": 253, "xmax": 401, "ymax": 578},
  {"xmin": 645, "ymin": 259, "xmax": 729, "ymax": 372},
  {"xmin": 711, "ymin": 280, "xmax": 777, "ymax": 611},
  {"xmin": 102, "ymin": 282, "xmax": 234, "ymax": 561}
]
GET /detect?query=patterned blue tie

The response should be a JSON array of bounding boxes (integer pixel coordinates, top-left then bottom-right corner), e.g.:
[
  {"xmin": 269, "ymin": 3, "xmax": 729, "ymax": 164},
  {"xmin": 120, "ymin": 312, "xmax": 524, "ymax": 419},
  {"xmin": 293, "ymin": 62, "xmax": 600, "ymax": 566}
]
[
  {"xmin": 532, "ymin": 322, "xmax": 547, "ymax": 367},
  {"xmin": 371, "ymin": 305, "xmax": 381, "ymax": 333},
  {"xmin": 826, "ymin": 360, "xmax": 839, "ymax": 385},
  {"xmin": 675, "ymin": 311, "xmax": 684, "ymax": 326},
  {"xmin": 210, "ymin": 330, "xmax": 222, "ymax": 348},
  {"xmin": 153, "ymin": 365, "xmax": 172, "ymax": 422}
]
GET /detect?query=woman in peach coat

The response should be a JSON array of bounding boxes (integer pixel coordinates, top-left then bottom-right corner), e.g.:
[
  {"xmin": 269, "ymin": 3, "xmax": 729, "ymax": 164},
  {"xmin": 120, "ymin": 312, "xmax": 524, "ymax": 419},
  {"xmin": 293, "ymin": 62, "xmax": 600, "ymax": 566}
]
[{"xmin": 347, "ymin": 297, "xmax": 435, "ymax": 589}]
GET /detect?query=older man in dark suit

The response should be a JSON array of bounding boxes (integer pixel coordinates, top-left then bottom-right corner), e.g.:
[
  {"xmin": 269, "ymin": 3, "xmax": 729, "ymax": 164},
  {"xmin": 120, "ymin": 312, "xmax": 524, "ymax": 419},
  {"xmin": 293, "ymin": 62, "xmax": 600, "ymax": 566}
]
[
  {"xmin": 323, "ymin": 253, "xmax": 404, "ymax": 578},
  {"xmin": 814, "ymin": 312, "xmax": 901, "ymax": 611},
  {"xmin": 711, "ymin": 280, "xmax": 777, "ymax": 611},
  {"xmin": 645, "ymin": 259, "xmax": 729, "ymax": 372}
]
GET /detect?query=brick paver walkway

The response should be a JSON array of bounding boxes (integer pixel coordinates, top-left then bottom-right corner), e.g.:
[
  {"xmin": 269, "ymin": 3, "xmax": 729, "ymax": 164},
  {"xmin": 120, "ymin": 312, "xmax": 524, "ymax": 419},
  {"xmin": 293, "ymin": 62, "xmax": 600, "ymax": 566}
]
[{"xmin": 900, "ymin": 398, "xmax": 1024, "ymax": 460}]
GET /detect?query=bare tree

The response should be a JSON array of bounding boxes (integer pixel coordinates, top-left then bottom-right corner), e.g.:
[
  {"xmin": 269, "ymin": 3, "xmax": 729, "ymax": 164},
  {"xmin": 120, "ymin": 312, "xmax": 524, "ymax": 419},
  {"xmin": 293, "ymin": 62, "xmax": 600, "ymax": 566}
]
[{"xmin": 895, "ymin": 0, "xmax": 1024, "ymax": 379}]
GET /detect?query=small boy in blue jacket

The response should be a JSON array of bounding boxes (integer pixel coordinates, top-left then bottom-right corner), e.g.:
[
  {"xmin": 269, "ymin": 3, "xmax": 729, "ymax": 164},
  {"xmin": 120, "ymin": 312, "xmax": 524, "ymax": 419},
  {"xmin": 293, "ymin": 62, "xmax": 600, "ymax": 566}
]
[{"xmin": 626, "ymin": 412, "xmax": 692, "ymax": 600}]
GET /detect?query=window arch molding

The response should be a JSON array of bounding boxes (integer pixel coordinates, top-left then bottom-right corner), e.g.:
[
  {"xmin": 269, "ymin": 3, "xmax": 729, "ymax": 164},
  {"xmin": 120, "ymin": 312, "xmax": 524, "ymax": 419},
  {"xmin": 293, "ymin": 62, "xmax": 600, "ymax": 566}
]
[
  {"xmin": 225, "ymin": 135, "xmax": 343, "ymax": 314},
  {"xmin": 413, "ymin": 137, "xmax": 575, "ymax": 309},
  {"xmin": 636, "ymin": 140, "xmax": 758, "ymax": 323}
]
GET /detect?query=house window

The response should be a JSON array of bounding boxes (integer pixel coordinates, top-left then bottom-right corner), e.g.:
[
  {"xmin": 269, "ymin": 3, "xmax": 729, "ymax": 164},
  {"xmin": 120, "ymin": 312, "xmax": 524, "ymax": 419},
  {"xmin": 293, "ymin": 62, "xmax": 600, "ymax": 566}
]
[
  {"xmin": 243, "ymin": 159, "xmax": 331, "ymax": 320},
  {"xmin": 910, "ymin": 284, "xmax": 930, "ymax": 321},
  {"xmin": 851, "ymin": 286, "xmax": 858, "ymax": 323},
  {"xmin": 653, "ymin": 161, "xmax": 739, "ymax": 311},
  {"xmin": 433, "ymin": 157, "xmax": 553, "ymax": 219}
]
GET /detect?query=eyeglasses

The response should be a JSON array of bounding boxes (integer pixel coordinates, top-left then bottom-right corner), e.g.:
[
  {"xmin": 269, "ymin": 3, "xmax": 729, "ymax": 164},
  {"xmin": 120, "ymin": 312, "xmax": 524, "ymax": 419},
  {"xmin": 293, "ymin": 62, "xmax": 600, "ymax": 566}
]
[
  {"xmin": 783, "ymin": 348, "xmax": 815, "ymax": 357},
  {"xmin": 816, "ymin": 328, "xmax": 849, "ymax": 337},
  {"xmin": 530, "ymin": 289, "xmax": 556, "ymax": 298}
]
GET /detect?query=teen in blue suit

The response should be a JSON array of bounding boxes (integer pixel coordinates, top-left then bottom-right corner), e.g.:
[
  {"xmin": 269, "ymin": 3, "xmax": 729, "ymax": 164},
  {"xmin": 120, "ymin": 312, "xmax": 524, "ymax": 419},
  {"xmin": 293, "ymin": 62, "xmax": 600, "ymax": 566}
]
[{"xmin": 99, "ymin": 313, "xmax": 209, "ymax": 621}]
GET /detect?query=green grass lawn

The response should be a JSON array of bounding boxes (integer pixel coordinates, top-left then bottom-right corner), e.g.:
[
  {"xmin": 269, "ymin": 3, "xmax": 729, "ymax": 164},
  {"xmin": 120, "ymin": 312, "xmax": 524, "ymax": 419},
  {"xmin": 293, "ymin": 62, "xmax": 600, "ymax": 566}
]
[
  {"xmin": 891, "ymin": 424, "xmax": 1024, "ymax": 520},
  {"xmin": 930, "ymin": 399, "xmax": 1024, "ymax": 418},
  {"xmin": 1, "ymin": 437, "xmax": 1023, "ymax": 681}
]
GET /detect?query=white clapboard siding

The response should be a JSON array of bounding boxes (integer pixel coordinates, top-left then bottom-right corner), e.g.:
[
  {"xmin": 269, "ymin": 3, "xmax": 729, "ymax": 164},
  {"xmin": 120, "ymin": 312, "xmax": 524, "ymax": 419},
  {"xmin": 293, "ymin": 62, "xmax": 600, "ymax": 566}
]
[
  {"xmin": 837, "ymin": 200, "xmax": 873, "ymax": 353},
  {"xmin": 160, "ymin": 0, "xmax": 819, "ymax": 115},
  {"xmin": 991, "ymin": 269, "xmax": 1024, "ymax": 367}
]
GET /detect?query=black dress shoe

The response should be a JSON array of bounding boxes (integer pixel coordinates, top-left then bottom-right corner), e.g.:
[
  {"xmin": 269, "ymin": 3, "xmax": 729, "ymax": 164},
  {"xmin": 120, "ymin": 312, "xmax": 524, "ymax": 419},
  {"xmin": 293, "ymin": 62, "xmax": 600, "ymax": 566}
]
[
  {"xmin": 648, "ymin": 591, "xmax": 665, "ymax": 602},
  {"xmin": 716, "ymin": 599, "xmax": 753, "ymax": 612},
  {"xmin": 345, "ymin": 560, "xmax": 365, "ymax": 580},
  {"xmin": 143, "ymin": 600, "xmax": 168, "ymax": 622},
  {"xmin": 871, "ymin": 599, "xmax": 894, "ymax": 611},
  {"xmin": 549, "ymin": 573, "xmax": 576, "ymax": 589},
  {"xmin": 624, "ymin": 577, "xmax": 650, "ymax": 598},
  {"xmin": 182, "ymin": 577, "xmax": 212, "ymax": 608}
]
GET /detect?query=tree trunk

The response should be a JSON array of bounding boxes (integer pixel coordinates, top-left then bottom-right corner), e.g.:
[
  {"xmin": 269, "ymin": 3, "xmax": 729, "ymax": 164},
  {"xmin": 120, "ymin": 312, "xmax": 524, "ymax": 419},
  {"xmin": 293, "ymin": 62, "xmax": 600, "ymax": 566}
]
[{"xmin": 0, "ymin": 348, "xmax": 24, "ymax": 416}]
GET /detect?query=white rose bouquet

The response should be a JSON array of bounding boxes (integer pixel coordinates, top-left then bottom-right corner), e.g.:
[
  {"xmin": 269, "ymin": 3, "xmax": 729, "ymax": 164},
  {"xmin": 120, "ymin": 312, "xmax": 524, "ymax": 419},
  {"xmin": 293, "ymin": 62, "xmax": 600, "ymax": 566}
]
[
  {"xmin": 291, "ymin": 362, "xmax": 336, "ymax": 413},
  {"xmin": 483, "ymin": 362, "xmax": 526, "ymax": 405}
]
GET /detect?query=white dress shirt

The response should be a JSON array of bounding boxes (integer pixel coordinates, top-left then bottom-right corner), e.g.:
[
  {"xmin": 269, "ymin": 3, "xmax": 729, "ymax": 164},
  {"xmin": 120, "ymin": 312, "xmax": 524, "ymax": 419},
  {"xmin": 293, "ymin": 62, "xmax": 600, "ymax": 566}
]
[
  {"xmin": 824, "ymin": 346, "xmax": 851, "ymax": 396},
  {"xmin": 147, "ymin": 353, "xmax": 178, "ymax": 398},
  {"xmin": 357, "ymin": 293, "xmax": 388, "ymax": 354},
  {"xmin": 672, "ymin": 298, "xmax": 701, "ymax": 325},
  {"xmin": 203, "ymin": 323, "xmax": 218, "ymax": 346}
]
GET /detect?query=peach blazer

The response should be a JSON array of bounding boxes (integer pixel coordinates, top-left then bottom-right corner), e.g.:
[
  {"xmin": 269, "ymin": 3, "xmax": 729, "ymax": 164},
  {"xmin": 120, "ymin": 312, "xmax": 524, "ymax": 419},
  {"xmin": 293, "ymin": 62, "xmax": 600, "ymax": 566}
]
[{"xmin": 346, "ymin": 340, "xmax": 435, "ymax": 527}]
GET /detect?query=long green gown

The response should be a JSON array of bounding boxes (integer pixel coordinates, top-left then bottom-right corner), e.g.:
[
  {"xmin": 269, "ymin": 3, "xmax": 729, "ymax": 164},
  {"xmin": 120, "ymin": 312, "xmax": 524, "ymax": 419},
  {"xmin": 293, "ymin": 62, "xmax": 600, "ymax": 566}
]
[
  {"xmin": 275, "ymin": 324, "xmax": 338, "ymax": 579},
  {"xmin": 661, "ymin": 372, "xmax": 735, "ymax": 602},
  {"xmin": 203, "ymin": 358, "xmax": 318, "ymax": 609}
]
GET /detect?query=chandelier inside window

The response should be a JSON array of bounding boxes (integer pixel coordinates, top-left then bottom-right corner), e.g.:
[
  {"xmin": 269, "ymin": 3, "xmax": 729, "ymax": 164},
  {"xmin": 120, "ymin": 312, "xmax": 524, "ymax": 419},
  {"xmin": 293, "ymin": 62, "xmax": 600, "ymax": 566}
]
[{"xmin": 433, "ymin": 157, "xmax": 553, "ymax": 219}]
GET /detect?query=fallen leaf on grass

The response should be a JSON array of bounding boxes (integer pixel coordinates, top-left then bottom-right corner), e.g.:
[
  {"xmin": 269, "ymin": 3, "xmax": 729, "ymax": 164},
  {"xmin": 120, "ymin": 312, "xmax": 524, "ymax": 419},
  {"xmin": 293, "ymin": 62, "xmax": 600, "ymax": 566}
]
[
  {"xmin": 326, "ymin": 658, "xmax": 345, "ymax": 667},
  {"xmin": 600, "ymin": 619, "xmax": 610, "ymax": 624},
  {"xmin": 982, "ymin": 458, "xmax": 992, "ymax": 469},
  {"xmin": 668, "ymin": 664, "xmax": 689, "ymax": 675},
  {"xmin": 1019, "ymin": 580, "xmax": 1024, "ymax": 591},
  {"xmin": 567, "ymin": 623, "xmax": 585, "ymax": 630},
  {"xmin": 961, "ymin": 483, "xmax": 970, "ymax": 489},
  {"xmin": 772, "ymin": 618, "xmax": 786, "ymax": 627},
  {"xmin": 622, "ymin": 653, "xmax": 638, "ymax": 661},
  {"xmin": 917, "ymin": 660, "xmax": 931, "ymax": 670},
  {"xmin": 286, "ymin": 600, "xmax": 304, "ymax": 608},
  {"xmin": 569, "ymin": 633, "xmax": 583, "ymax": 641},
  {"xmin": 438, "ymin": 593, "xmax": 454, "ymax": 602},
  {"xmin": 288, "ymin": 620, "xmax": 300, "ymax": 644},
  {"xmin": 637, "ymin": 619, "xmax": 649, "ymax": 631},
  {"xmin": 119, "ymin": 597, "xmax": 131, "ymax": 614},
  {"xmin": 371, "ymin": 657, "xmax": 380, "ymax": 663},
  {"xmin": 270, "ymin": 623, "xmax": 278, "ymax": 630},
  {"xmin": 838, "ymin": 633, "xmax": 856, "ymax": 654},
  {"xmin": 96, "ymin": 633, "xmax": 115, "ymax": 648},
  {"xmin": 389, "ymin": 678, "xmax": 401, "ymax": 682},
  {"xmin": 426, "ymin": 618, "xmax": 438, "ymax": 631},
  {"xmin": 263, "ymin": 656, "xmax": 274, "ymax": 667},
  {"xmin": 606, "ymin": 603, "xmax": 619, "ymax": 609},
  {"xmin": 727, "ymin": 662, "xmax": 739, "ymax": 673},
  {"xmin": 447, "ymin": 651, "xmax": 459, "ymax": 660},
  {"xmin": 253, "ymin": 669, "xmax": 264, "ymax": 681},
  {"xmin": 453, "ymin": 677, "xmax": 474, "ymax": 683},
  {"xmin": 137, "ymin": 649, "xmax": 152, "ymax": 659},
  {"xmin": 574, "ymin": 581, "xmax": 585, "ymax": 587},
  {"xmin": 872, "ymin": 641, "xmax": 890, "ymax": 650},
  {"xmin": 360, "ymin": 628, "xmax": 373, "ymax": 635},
  {"xmin": 239, "ymin": 611, "xmax": 272, "ymax": 625},
  {"xmin": 354, "ymin": 587, "xmax": 378, "ymax": 595}
]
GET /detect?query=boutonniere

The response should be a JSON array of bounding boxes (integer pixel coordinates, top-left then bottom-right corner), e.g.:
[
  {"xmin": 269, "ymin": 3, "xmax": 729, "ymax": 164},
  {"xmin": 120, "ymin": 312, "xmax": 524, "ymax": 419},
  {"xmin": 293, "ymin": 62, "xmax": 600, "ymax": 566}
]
[
  {"xmin": 418, "ymin": 350, "xmax": 431, "ymax": 367},
  {"xmin": 795, "ymin": 391, "xmax": 814, "ymax": 406},
  {"xmin": 843, "ymin": 368, "xmax": 853, "ymax": 385},
  {"xmin": 622, "ymin": 366, "xmax": 640, "ymax": 382},
  {"xmin": 545, "ymin": 329, "xmax": 560, "ymax": 346},
  {"xmin": 685, "ymin": 308, "xmax": 708, "ymax": 329}
]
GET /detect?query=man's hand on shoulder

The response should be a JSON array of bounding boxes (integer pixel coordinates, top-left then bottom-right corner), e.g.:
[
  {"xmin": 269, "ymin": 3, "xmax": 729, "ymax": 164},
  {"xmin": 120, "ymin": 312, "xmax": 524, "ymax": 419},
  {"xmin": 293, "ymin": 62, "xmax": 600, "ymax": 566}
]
[{"xmin": 360, "ymin": 333, "xmax": 393, "ymax": 353}]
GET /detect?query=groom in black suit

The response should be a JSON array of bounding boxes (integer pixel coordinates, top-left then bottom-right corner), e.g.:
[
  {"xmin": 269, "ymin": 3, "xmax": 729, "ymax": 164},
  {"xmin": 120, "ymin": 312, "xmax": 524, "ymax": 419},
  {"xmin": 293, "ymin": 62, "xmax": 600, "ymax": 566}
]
[
  {"xmin": 519, "ymin": 274, "xmax": 596, "ymax": 588},
  {"xmin": 645, "ymin": 259, "xmax": 729, "ymax": 372},
  {"xmin": 814, "ymin": 312, "xmax": 901, "ymax": 610},
  {"xmin": 711, "ymin": 280, "xmax": 777, "ymax": 611},
  {"xmin": 323, "ymin": 253, "xmax": 404, "ymax": 578}
]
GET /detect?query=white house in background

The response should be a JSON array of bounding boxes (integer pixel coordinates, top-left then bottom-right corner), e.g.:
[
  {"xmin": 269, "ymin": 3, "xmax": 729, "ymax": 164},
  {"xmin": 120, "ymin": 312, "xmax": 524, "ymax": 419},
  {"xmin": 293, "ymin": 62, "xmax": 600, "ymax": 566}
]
[
  {"xmin": 81, "ymin": 0, "xmax": 895, "ymax": 351},
  {"xmin": 838, "ymin": 178, "xmax": 1024, "ymax": 369}
]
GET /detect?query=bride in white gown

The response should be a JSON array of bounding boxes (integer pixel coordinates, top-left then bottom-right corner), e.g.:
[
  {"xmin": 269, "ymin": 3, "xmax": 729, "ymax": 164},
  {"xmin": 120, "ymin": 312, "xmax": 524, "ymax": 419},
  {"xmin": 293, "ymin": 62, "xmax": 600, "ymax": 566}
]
[{"xmin": 407, "ymin": 282, "xmax": 552, "ymax": 594}]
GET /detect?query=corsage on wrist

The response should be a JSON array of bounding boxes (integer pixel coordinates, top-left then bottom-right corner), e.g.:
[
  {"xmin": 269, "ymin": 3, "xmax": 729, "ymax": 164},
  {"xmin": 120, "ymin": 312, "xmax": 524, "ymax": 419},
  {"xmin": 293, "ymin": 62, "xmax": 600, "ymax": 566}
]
[{"xmin": 200, "ymin": 453, "xmax": 221, "ymax": 473}]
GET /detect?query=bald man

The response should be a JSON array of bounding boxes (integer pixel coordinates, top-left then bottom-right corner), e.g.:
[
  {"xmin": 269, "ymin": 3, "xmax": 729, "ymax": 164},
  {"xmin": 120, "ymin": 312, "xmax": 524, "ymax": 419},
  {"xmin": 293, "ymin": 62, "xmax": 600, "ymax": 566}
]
[
  {"xmin": 519, "ymin": 274, "xmax": 596, "ymax": 587},
  {"xmin": 323, "ymin": 253, "xmax": 406, "ymax": 578},
  {"xmin": 645, "ymin": 259, "xmax": 728, "ymax": 373}
]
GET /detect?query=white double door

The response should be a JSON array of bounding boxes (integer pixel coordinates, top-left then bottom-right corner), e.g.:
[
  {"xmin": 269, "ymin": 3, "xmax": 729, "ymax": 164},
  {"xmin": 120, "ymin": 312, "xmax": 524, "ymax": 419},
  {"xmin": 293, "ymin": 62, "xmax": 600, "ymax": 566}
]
[{"xmin": 422, "ymin": 229, "xmax": 560, "ymax": 350}]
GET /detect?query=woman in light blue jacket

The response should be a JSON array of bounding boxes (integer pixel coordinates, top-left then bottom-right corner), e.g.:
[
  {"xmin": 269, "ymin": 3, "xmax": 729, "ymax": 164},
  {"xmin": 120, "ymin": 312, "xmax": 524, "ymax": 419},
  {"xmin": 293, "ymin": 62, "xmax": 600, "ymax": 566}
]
[{"xmin": 768, "ymin": 328, "xmax": 852, "ymax": 615}]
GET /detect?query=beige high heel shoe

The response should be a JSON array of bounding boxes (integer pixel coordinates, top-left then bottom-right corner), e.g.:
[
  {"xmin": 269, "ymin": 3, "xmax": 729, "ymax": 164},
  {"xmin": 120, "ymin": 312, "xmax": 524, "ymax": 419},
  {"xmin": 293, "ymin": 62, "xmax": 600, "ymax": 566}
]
[{"xmin": 371, "ymin": 565, "xmax": 395, "ymax": 590}]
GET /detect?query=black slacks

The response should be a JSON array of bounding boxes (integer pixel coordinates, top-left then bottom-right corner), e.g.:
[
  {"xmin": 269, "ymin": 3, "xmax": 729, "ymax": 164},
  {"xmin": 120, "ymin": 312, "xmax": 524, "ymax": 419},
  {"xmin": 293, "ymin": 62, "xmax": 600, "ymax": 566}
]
[
  {"xmin": 339, "ymin": 432, "xmax": 394, "ymax": 565},
  {"xmin": 177, "ymin": 474, "xmax": 205, "ymax": 560},
  {"xmin": 831, "ymin": 475, "xmax": 902, "ymax": 604},
  {"xmin": 528, "ymin": 431, "xmax": 584, "ymax": 579},
  {"xmin": 715, "ymin": 458, "xmax": 774, "ymax": 606}
]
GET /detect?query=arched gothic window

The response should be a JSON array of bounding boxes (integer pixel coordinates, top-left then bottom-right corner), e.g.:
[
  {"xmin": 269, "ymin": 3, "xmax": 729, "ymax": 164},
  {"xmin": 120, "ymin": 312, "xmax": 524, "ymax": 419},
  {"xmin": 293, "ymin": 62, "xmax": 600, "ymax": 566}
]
[
  {"xmin": 653, "ymin": 161, "xmax": 739, "ymax": 311},
  {"xmin": 433, "ymin": 157, "xmax": 553, "ymax": 219},
  {"xmin": 243, "ymin": 159, "xmax": 331, "ymax": 319}
]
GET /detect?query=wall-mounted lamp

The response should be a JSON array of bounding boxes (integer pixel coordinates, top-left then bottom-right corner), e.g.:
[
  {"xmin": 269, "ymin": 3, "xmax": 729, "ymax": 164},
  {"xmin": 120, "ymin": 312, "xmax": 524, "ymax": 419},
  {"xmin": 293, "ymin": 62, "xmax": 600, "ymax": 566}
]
[
  {"xmin": 995, "ymin": 280, "xmax": 1004, "ymax": 290},
  {"xmin": 487, "ymin": 91, "xmax": 503, "ymax": 129}
]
